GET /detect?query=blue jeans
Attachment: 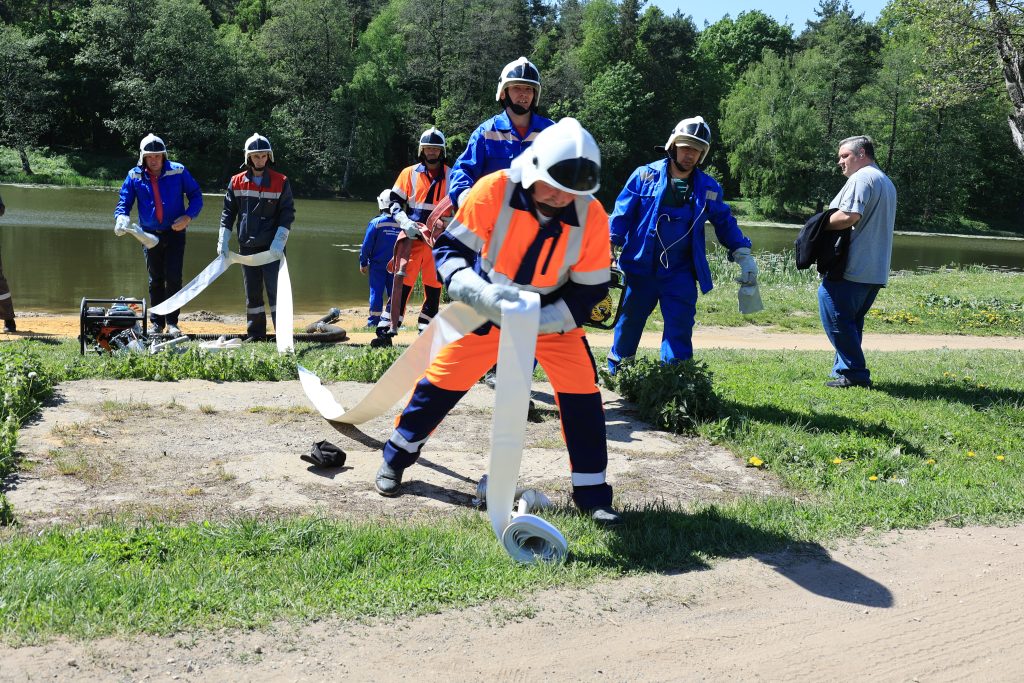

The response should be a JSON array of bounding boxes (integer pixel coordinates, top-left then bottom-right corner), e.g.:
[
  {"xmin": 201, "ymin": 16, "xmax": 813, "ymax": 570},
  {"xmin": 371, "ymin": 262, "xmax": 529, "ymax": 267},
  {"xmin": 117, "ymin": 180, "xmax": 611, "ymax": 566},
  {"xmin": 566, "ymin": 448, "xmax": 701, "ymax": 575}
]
[{"xmin": 818, "ymin": 278, "xmax": 882, "ymax": 384}]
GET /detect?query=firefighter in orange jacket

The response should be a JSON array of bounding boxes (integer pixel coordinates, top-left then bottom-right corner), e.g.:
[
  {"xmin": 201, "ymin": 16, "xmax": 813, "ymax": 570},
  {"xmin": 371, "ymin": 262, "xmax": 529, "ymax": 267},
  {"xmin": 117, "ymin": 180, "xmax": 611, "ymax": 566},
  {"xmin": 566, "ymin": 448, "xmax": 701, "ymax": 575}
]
[
  {"xmin": 374, "ymin": 118, "xmax": 621, "ymax": 526},
  {"xmin": 371, "ymin": 127, "xmax": 451, "ymax": 346}
]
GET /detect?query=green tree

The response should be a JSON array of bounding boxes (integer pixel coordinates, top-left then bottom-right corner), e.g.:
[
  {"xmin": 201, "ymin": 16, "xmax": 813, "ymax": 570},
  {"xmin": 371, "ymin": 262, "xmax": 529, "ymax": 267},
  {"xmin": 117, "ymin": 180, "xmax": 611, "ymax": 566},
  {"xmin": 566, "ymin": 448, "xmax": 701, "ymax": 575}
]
[
  {"xmin": 0, "ymin": 25, "xmax": 55, "ymax": 174},
  {"xmin": 721, "ymin": 50, "xmax": 823, "ymax": 217}
]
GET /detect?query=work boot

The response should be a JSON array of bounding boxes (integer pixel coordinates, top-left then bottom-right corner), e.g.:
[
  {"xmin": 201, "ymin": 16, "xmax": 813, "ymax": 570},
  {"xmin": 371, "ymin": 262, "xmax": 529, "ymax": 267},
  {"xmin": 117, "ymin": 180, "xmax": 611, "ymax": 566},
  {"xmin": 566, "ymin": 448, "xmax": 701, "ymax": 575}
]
[
  {"xmin": 3, "ymin": 319, "xmax": 15, "ymax": 333},
  {"xmin": 588, "ymin": 506, "xmax": 623, "ymax": 527},
  {"xmin": 150, "ymin": 322, "xmax": 165, "ymax": 335},
  {"xmin": 166, "ymin": 323, "xmax": 183, "ymax": 338},
  {"xmin": 482, "ymin": 367, "xmax": 498, "ymax": 389},
  {"xmin": 374, "ymin": 461, "xmax": 404, "ymax": 497},
  {"xmin": 825, "ymin": 376, "xmax": 872, "ymax": 389},
  {"xmin": 369, "ymin": 334, "xmax": 393, "ymax": 348}
]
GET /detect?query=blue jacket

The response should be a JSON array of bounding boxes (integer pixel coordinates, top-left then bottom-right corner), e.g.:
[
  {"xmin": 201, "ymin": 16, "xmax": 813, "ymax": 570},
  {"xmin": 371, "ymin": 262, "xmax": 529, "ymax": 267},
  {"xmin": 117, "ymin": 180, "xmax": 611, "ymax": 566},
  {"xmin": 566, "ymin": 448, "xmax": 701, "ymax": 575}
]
[
  {"xmin": 447, "ymin": 110, "xmax": 554, "ymax": 207},
  {"xmin": 115, "ymin": 160, "xmax": 203, "ymax": 232},
  {"xmin": 610, "ymin": 160, "xmax": 751, "ymax": 294},
  {"xmin": 359, "ymin": 213, "xmax": 401, "ymax": 267}
]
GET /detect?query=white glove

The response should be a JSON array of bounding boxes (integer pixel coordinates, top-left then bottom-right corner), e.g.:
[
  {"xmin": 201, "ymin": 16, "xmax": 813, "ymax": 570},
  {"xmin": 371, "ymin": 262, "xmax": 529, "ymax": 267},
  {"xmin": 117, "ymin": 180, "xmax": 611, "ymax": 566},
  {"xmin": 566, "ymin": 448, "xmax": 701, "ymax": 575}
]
[
  {"xmin": 447, "ymin": 268, "xmax": 520, "ymax": 325},
  {"xmin": 400, "ymin": 217, "xmax": 422, "ymax": 239},
  {"xmin": 269, "ymin": 226, "xmax": 289, "ymax": 256},
  {"xmin": 114, "ymin": 214, "xmax": 130, "ymax": 236},
  {"xmin": 738, "ymin": 284, "xmax": 764, "ymax": 314},
  {"xmin": 732, "ymin": 247, "xmax": 758, "ymax": 286},
  {"xmin": 538, "ymin": 300, "xmax": 575, "ymax": 334},
  {"xmin": 217, "ymin": 227, "xmax": 231, "ymax": 256}
]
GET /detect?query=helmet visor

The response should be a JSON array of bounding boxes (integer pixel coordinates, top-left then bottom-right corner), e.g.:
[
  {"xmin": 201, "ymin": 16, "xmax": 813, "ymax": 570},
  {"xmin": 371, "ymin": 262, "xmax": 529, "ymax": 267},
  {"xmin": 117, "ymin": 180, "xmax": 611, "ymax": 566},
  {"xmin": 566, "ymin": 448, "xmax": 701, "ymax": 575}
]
[
  {"xmin": 142, "ymin": 140, "xmax": 166, "ymax": 154},
  {"xmin": 547, "ymin": 158, "xmax": 600, "ymax": 193},
  {"xmin": 679, "ymin": 122, "xmax": 710, "ymax": 144}
]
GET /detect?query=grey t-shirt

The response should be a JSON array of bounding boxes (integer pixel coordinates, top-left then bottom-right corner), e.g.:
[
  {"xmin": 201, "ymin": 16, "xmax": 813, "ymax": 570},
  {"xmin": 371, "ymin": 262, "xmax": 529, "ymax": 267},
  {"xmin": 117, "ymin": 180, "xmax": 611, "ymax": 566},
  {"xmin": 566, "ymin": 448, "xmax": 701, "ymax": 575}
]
[{"xmin": 829, "ymin": 164, "xmax": 897, "ymax": 285}]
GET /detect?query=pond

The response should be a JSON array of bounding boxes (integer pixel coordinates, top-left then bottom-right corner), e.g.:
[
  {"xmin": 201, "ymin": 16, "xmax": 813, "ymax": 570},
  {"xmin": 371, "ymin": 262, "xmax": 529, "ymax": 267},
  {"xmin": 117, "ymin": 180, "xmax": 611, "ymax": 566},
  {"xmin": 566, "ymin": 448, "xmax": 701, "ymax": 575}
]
[{"xmin": 1, "ymin": 184, "xmax": 1022, "ymax": 314}]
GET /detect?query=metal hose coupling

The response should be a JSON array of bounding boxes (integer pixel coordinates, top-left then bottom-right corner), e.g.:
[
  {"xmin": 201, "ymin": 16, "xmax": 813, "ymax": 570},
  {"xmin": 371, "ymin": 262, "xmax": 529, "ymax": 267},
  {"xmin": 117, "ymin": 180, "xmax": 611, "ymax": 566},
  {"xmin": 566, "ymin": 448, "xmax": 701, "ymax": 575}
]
[{"xmin": 502, "ymin": 497, "xmax": 567, "ymax": 565}]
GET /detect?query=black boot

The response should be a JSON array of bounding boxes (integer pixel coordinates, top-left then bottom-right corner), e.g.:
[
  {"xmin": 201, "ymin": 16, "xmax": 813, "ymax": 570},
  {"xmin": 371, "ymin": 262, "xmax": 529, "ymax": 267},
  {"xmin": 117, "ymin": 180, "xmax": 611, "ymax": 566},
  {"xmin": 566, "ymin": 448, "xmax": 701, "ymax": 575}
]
[{"xmin": 374, "ymin": 461, "xmax": 404, "ymax": 496}]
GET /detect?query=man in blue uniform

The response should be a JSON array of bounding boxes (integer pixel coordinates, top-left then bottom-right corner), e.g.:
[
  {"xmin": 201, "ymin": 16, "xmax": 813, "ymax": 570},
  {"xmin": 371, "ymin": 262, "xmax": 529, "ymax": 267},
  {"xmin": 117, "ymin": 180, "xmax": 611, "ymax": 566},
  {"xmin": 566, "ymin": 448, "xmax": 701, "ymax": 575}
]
[
  {"xmin": 607, "ymin": 116, "xmax": 760, "ymax": 374},
  {"xmin": 114, "ymin": 133, "xmax": 203, "ymax": 336},
  {"xmin": 359, "ymin": 190, "xmax": 402, "ymax": 327}
]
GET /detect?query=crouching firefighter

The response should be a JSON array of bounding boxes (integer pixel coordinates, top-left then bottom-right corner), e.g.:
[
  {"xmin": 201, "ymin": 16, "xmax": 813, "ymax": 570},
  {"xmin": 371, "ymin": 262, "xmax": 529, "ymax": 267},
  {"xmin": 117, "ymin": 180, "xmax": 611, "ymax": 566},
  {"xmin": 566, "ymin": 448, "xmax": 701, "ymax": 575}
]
[
  {"xmin": 371, "ymin": 127, "xmax": 452, "ymax": 347},
  {"xmin": 373, "ymin": 118, "xmax": 622, "ymax": 526},
  {"xmin": 219, "ymin": 133, "xmax": 296, "ymax": 341}
]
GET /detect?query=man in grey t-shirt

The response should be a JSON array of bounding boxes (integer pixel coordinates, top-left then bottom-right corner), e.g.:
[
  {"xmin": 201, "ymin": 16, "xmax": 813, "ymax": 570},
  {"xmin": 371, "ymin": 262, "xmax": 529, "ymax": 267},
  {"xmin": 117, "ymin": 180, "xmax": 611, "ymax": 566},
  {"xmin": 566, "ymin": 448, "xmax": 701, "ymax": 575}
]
[{"xmin": 818, "ymin": 135, "xmax": 897, "ymax": 388}]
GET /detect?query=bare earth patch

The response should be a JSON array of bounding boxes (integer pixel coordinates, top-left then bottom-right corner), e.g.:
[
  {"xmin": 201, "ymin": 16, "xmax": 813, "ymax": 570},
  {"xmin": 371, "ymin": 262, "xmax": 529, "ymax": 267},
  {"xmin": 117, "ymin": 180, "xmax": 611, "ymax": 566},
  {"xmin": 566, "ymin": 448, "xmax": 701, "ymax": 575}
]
[{"xmin": 7, "ymin": 379, "xmax": 775, "ymax": 530}]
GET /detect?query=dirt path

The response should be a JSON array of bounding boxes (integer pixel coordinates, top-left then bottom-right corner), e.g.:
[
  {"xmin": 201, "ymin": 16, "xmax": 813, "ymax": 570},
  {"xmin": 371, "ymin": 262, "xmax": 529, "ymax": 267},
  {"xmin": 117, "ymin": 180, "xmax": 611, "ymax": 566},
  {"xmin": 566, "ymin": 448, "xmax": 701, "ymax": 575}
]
[
  {"xmin": 2, "ymin": 524, "xmax": 1021, "ymax": 682},
  {"xmin": 5, "ymin": 311, "xmax": 1024, "ymax": 351}
]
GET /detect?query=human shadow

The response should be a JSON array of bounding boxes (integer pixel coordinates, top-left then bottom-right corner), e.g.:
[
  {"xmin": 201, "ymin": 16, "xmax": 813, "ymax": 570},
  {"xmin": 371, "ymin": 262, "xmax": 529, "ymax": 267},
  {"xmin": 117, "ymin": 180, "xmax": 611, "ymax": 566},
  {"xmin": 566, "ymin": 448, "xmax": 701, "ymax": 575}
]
[
  {"xmin": 574, "ymin": 506, "xmax": 893, "ymax": 608},
  {"xmin": 721, "ymin": 399, "xmax": 926, "ymax": 458},
  {"xmin": 392, "ymin": 478, "xmax": 478, "ymax": 508},
  {"xmin": 871, "ymin": 380, "xmax": 1024, "ymax": 410}
]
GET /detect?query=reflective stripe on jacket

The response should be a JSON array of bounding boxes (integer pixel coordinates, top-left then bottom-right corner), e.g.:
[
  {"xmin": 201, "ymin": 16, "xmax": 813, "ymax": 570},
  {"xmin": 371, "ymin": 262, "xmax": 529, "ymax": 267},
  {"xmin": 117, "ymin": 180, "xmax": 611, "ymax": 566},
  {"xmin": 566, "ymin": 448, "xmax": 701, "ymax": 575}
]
[
  {"xmin": 609, "ymin": 159, "xmax": 751, "ymax": 294},
  {"xmin": 391, "ymin": 163, "xmax": 451, "ymax": 222},
  {"xmin": 220, "ymin": 168, "xmax": 295, "ymax": 253},
  {"xmin": 115, "ymin": 160, "xmax": 203, "ymax": 232},
  {"xmin": 447, "ymin": 111, "xmax": 553, "ymax": 207},
  {"xmin": 435, "ymin": 170, "xmax": 610, "ymax": 327}
]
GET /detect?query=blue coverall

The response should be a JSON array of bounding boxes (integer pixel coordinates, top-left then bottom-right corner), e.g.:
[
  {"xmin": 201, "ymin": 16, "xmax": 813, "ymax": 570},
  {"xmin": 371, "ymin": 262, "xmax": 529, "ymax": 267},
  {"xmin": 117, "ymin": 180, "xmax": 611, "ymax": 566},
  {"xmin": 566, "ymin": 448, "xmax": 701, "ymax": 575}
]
[{"xmin": 359, "ymin": 213, "xmax": 401, "ymax": 327}]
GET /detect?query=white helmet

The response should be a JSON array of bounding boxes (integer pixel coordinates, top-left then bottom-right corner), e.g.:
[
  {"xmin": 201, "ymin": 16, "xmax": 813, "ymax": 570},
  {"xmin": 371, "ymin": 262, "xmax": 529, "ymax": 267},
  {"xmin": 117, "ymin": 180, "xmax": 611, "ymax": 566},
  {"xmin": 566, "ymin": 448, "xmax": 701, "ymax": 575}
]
[
  {"xmin": 664, "ymin": 116, "xmax": 712, "ymax": 163},
  {"xmin": 495, "ymin": 56, "xmax": 542, "ymax": 106},
  {"xmin": 514, "ymin": 117, "xmax": 600, "ymax": 196},
  {"xmin": 417, "ymin": 127, "xmax": 446, "ymax": 158},
  {"xmin": 377, "ymin": 189, "xmax": 393, "ymax": 211},
  {"xmin": 243, "ymin": 133, "xmax": 274, "ymax": 165},
  {"xmin": 137, "ymin": 133, "xmax": 167, "ymax": 165}
]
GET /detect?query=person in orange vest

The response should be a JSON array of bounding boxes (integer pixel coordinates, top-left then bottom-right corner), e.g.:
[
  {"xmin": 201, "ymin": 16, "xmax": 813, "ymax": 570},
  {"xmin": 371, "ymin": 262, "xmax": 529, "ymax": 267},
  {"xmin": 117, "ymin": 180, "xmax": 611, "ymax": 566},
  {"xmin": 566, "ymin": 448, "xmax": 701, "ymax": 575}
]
[
  {"xmin": 373, "ymin": 118, "xmax": 621, "ymax": 526},
  {"xmin": 218, "ymin": 133, "xmax": 295, "ymax": 341},
  {"xmin": 370, "ymin": 127, "xmax": 451, "ymax": 347}
]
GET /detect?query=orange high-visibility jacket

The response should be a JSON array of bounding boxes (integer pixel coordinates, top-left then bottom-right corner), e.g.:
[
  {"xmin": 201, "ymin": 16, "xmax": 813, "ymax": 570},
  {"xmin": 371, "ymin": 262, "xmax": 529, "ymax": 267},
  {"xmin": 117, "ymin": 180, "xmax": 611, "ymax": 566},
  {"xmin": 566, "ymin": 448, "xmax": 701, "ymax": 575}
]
[
  {"xmin": 391, "ymin": 163, "xmax": 451, "ymax": 223},
  {"xmin": 434, "ymin": 170, "xmax": 610, "ymax": 327}
]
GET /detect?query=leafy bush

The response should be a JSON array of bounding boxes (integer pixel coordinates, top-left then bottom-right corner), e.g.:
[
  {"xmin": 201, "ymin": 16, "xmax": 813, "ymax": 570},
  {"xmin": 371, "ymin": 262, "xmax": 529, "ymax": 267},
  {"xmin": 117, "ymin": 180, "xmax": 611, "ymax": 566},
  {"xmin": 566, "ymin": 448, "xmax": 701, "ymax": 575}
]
[{"xmin": 611, "ymin": 357, "xmax": 722, "ymax": 434}]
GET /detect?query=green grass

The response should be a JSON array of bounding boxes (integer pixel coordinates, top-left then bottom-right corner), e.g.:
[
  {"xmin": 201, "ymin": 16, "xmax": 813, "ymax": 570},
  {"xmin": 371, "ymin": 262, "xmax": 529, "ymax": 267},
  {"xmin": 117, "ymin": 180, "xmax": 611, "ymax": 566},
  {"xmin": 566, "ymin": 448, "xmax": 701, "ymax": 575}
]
[
  {"xmin": 666, "ymin": 255, "xmax": 1024, "ymax": 335},
  {"xmin": 0, "ymin": 146, "xmax": 126, "ymax": 188},
  {"xmin": 1, "ymin": 317, "xmax": 1023, "ymax": 641}
]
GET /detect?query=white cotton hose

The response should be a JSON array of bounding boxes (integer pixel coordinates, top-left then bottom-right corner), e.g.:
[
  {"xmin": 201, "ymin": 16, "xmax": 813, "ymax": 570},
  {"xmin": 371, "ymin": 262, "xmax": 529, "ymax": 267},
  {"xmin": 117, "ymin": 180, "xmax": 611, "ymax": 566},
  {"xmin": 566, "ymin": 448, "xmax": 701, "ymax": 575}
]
[{"xmin": 128, "ymin": 223, "xmax": 160, "ymax": 249}]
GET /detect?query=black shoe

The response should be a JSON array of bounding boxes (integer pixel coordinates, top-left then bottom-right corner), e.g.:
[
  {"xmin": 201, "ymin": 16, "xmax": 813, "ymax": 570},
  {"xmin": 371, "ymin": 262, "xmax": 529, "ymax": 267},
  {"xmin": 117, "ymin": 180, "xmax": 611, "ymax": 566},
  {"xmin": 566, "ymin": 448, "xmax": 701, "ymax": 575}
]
[
  {"xmin": 374, "ymin": 461, "xmax": 404, "ymax": 496},
  {"xmin": 588, "ymin": 506, "xmax": 623, "ymax": 527},
  {"xmin": 3, "ymin": 319, "xmax": 15, "ymax": 333},
  {"xmin": 482, "ymin": 368, "xmax": 497, "ymax": 389},
  {"xmin": 825, "ymin": 376, "xmax": 872, "ymax": 389},
  {"xmin": 369, "ymin": 335, "xmax": 393, "ymax": 348}
]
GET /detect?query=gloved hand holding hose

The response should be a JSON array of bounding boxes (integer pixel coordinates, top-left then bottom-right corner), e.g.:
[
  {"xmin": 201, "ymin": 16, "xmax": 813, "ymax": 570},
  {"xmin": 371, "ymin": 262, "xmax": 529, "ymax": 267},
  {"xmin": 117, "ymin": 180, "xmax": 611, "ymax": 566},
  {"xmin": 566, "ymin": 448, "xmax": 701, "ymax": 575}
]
[
  {"xmin": 114, "ymin": 214, "xmax": 130, "ymax": 236},
  {"xmin": 269, "ymin": 226, "xmax": 289, "ymax": 258},
  {"xmin": 390, "ymin": 204, "xmax": 422, "ymax": 240},
  {"xmin": 447, "ymin": 268, "xmax": 520, "ymax": 325},
  {"xmin": 216, "ymin": 227, "xmax": 231, "ymax": 256}
]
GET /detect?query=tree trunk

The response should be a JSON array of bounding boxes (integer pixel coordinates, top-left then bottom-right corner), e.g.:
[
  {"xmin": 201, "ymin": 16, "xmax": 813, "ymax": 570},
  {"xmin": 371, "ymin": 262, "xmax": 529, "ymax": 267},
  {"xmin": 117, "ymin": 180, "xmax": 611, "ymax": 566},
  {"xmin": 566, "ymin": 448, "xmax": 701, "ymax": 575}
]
[
  {"xmin": 17, "ymin": 147, "xmax": 32, "ymax": 175},
  {"xmin": 987, "ymin": 0, "xmax": 1024, "ymax": 158}
]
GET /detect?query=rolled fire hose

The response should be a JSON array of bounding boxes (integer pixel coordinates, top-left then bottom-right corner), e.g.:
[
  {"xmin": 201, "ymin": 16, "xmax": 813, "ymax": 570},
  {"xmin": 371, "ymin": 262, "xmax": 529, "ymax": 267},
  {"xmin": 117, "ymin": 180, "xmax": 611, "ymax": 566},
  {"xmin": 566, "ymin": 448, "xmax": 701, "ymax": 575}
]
[{"xmin": 297, "ymin": 293, "xmax": 567, "ymax": 564}]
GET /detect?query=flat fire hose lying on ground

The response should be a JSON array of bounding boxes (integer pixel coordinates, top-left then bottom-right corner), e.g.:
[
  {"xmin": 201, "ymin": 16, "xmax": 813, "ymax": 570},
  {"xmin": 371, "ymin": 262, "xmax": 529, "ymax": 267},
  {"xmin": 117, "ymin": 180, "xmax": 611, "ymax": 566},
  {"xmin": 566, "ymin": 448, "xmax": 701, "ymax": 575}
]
[
  {"xmin": 297, "ymin": 293, "xmax": 568, "ymax": 564},
  {"xmin": 150, "ymin": 250, "xmax": 294, "ymax": 353}
]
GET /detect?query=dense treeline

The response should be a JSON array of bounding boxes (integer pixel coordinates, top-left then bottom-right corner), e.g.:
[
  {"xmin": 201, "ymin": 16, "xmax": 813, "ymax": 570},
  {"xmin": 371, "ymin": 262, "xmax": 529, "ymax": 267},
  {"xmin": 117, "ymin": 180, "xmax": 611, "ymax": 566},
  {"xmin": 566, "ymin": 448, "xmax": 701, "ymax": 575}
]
[{"xmin": 1, "ymin": 0, "xmax": 1023, "ymax": 228}]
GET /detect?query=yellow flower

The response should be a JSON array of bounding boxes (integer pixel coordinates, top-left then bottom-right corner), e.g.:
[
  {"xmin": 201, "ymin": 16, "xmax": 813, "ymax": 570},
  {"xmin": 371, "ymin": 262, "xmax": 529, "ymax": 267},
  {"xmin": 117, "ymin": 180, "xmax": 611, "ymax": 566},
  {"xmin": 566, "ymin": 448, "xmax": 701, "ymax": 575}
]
[
  {"xmin": 747, "ymin": 456, "xmax": 764, "ymax": 468},
  {"xmin": 967, "ymin": 451, "xmax": 976, "ymax": 458},
  {"xmin": 868, "ymin": 475, "xmax": 878, "ymax": 481},
  {"xmin": 832, "ymin": 457, "xmax": 843, "ymax": 464},
  {"xmin": 996, "ymin": 455, "xmax": 1006, "ymax": 461},
  {"xmin": 926, "ymin": 459, "xmax": 936, "ymax": 465}
]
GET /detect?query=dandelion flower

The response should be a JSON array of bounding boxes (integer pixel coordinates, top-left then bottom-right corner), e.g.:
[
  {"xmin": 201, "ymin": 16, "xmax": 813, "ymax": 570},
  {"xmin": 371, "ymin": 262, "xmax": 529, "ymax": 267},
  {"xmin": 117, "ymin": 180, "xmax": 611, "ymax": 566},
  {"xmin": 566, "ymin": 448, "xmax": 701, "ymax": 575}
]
[
  {"xmin": 868, "ymin": 475, "xmax": 878, "ymax": 481},
  {"xmin": 996, "ymin": 455, "xmax": 1005, "ymax": 462},
  {"xmin": 832, "ymin": 458, "xmax": 843, "ymax": 464},
  {"xmin": 967, "ymin": 451, "xmax": 976, "ymax": 458},
  {"xmin": 926, "ymin": 459, "xmax": 936, "ymax": 465},
  {"xmin": 747, "ymin": 456, "xmax": 764, "ymax": 468}
]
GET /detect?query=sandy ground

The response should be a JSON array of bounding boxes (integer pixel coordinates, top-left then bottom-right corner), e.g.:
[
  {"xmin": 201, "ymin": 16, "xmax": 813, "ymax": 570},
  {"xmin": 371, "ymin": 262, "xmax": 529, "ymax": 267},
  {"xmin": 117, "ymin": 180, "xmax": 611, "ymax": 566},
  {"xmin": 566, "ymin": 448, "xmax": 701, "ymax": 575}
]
[
  {"xmin": 5, "ymin": 310, "xmax": 1024, "ymax": 351},
  {"xmin": 3, "ymin": 316, "xmax": 1024, "ymax": 680}
]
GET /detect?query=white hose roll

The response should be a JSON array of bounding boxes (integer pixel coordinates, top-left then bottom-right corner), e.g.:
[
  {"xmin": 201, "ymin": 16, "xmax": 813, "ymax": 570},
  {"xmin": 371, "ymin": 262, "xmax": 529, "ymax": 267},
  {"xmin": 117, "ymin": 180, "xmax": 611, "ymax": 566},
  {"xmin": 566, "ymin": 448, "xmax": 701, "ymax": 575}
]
[{"xmin": 502, "ymin": 513, "xmax": 567, "ymax": 564}]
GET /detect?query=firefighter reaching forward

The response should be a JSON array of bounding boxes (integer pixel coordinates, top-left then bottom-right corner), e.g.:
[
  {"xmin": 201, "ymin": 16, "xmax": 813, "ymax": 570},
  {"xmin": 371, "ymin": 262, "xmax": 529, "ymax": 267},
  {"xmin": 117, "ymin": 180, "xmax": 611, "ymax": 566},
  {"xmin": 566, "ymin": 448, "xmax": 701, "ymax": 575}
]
[{"xmin": 373, "ymin": 118, "xmax": 621, "ymax": 526}]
